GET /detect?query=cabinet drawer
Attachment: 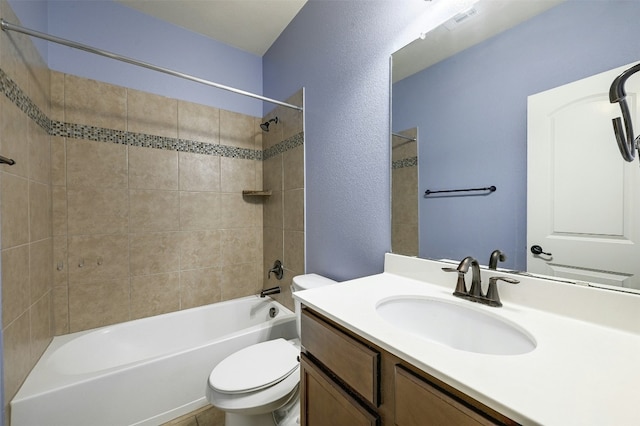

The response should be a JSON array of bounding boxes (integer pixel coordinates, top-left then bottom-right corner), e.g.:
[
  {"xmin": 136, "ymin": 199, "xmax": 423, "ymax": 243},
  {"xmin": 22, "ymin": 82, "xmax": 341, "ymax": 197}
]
[
  {"xmin": 300, "ymin": 353, "xmax": 379, "ymax": 426},
  {"xmin": 395, "ymin": 366, "xmax": 500, "ymax": 426},
  {"xmin": 301, "ymin": 309, "xmax": 380, "ymax": 406}
]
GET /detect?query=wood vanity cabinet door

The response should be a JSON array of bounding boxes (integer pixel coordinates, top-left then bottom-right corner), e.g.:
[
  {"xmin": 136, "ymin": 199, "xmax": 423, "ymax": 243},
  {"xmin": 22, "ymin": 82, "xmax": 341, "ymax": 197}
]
[
  {"xmin": 394, "ymin": 366, "xmax": 499, "ymax": 426},
  {"xmin": 301, "ymin": 309, "xmax": 380, "ymax": 406},
  {"xmin": 300, "ymin": 353, "xmax": 379, "ymax": 426}
]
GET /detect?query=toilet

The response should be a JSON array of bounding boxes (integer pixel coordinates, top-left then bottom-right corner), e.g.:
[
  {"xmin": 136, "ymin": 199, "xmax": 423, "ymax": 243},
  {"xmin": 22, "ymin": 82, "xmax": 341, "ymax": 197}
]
[{"xmin": 206, "ymin": 274, "xmax": 337, "ymax": 426}]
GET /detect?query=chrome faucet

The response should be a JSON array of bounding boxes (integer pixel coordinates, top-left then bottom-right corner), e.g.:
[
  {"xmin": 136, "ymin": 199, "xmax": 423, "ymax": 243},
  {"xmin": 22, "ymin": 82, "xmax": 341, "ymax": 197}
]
[{"xmin": 443, "ymin": 255, "xmax": 519, "ymax": 307}]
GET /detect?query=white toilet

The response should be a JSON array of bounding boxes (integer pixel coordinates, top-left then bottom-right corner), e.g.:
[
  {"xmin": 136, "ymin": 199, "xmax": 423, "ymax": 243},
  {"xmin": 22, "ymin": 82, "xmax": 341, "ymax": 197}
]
[{"xmin": 206, "ymin": 274, "xmax": 337, "ymax": 426}]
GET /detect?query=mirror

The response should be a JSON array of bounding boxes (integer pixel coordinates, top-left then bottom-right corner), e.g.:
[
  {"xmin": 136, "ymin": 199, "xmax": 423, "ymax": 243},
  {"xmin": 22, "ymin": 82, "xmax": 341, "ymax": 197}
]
[{"xmin": 391, "ymin": 0, "xmax": 640, "ymax": 293}]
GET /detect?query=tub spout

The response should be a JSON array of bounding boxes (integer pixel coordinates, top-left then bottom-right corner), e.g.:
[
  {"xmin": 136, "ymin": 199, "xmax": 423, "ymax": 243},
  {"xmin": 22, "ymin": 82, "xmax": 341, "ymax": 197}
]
[{"xmin": 260, "ymin": 286, "xmax": 281, "ymax": 298}]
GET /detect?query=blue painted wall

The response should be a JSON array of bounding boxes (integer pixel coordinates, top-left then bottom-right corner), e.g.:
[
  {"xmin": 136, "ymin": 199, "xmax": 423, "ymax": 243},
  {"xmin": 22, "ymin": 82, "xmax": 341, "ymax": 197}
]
[
  {"xmin": 263, "ymin": 0, "xmax": 429, "ymax": 281},
  {"xmin": 392, "ymin": 0, "xmax": 640, "ymax": 270},
  {"xmin": 14, "ymin": 0, "xmax": 264, "ymax": 117}
]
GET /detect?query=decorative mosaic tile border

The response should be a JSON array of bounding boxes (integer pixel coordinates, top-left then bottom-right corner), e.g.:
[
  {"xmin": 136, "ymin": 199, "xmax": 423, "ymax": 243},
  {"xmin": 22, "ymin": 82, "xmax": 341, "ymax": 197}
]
[
  {"xmin": 0, "ymin": 67, "xmax": 302, "ymax": 160},
  {"xmin": 392, "ymin": 156, "xmax": 418, "ymax": 169}
]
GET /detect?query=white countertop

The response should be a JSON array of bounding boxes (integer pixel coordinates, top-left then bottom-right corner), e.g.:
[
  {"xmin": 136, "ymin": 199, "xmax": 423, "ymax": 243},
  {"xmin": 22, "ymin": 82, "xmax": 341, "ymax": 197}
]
[{"xmin": 294, "ymin": 254, "xmax": 640, "ymax": 425}]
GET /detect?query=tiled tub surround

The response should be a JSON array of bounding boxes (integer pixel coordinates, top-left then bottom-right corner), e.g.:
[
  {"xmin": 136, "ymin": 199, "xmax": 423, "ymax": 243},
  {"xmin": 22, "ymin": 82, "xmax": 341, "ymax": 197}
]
[
  {"xmin": 391, "ymin": 128, "xmax": 418, "ymax": 257},
  {"xmin": 49, "ymin": 71, "xmax": 304, "ymax": 334},
  {"xmin": 261, "ymin": 91, "xmax": 305, "ymax": 312},
  {"xmin": 0, "ymin": 23, "xmax": 304, "ymax": 423},
  {"xmin": 1, "ymin": 1, "xmax": 54, "ymax": 424}
]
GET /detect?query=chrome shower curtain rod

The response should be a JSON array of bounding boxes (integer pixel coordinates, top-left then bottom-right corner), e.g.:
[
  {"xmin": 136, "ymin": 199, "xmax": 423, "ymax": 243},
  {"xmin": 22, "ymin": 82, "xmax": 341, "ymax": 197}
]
[
  {"xmin": 0, "ymin": 19, "xmax": 303, "ymax": 111},
  {"xmin": 392, "ymin": 132, "xmax": 417, "ymax": 142}
]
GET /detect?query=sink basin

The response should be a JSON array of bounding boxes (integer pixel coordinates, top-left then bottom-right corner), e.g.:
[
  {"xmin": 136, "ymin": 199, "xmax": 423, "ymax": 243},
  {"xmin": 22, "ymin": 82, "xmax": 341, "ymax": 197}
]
[{"xmin": 375, "ymin": 296, "xmax": 536, "ymax": 355}]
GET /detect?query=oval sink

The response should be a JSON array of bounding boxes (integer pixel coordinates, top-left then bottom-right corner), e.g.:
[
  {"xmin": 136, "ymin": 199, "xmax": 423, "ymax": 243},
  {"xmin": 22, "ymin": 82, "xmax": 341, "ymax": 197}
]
[{"xmin": 375, "ymin": 296, "xmax": 536, "ymax": 355}]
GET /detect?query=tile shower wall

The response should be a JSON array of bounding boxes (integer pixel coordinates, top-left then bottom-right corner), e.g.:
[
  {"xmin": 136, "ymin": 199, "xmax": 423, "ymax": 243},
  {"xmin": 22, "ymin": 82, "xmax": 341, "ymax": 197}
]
[
  {"xmin": 0, "ymin": 1, "xmax": 54, "ymax": 423},
  {"xmin": 50, "ymin": 71, "xmax": 268, "ymax": 334},
  {"xmin": 391, "ymin": 128, "xmax": 418, "ymax": 257},
  {"xmin": 262, "ymin": 91, "xmax": 304, "ymax": 311}
]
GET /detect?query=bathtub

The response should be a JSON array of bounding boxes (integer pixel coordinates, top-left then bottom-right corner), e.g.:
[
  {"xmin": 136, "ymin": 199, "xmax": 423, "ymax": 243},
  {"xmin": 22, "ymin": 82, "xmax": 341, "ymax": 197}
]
[{"xmin": 10, "ymin": 296, "xmax": 296, "ymax": 426}]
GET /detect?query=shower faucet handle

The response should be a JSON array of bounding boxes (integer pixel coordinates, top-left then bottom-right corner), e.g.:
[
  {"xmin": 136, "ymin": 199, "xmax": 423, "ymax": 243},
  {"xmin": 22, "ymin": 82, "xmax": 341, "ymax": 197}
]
[{"xmin": 268, "ymin": 260, "xmax": 284, "ymax": 280}]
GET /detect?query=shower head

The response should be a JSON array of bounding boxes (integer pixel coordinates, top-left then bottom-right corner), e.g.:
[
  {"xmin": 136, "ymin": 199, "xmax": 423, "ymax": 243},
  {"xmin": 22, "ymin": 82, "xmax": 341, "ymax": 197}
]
[{"xmin": 260, "ymin": 117, "xmax": 279, "ymax": 132}]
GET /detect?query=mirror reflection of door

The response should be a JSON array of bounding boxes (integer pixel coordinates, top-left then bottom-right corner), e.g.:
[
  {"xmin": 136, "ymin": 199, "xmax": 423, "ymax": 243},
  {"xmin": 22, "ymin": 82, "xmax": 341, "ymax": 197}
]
[
  {"xmin": 527, "ymin": 62, "xmax": 640, "ymax": 290},
  {"xmin": 392, "ymin": 128, "xmax": 419, "ymax": 256}
]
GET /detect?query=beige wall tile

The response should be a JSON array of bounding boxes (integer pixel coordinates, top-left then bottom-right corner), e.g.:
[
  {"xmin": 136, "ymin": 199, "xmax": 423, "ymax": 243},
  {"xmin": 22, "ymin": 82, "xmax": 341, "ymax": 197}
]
[
  {"xmin": 263, "ymin": 190, "xmax": 283, "ymax": 229},
  {"xmin": 129, "ymin": 189, "xmax": 180, "ymax": 232},
  {"xmin": 263, "ymin": 155, "xmax": 283, "ymax": 192},
  {"xmin": 52, "ymin": 236, "xmax": 68, "ymax": 287},
  {"xmin": 221, "ymin": 228, "xmax": 260, "ymax": 266},
  {"xmin": 30, "ymin": 292, "xmax": 52, "ymax": 363},
  {"xmin": 2, "ymin": 245, "xmax": 30, "ymax": 327},
  {"xmin": 129, "ymin": 146, "xmax": 178, "ymax": 190},
  {"xmin": 67, "ymin": 188, "xmax": 129, "ymax": 235},
  {"xmin": 220, "ymin": 110, "xmax": 256, "ymax": 149},
  {"xmin": 221, "ymin": 263, "xmax": 261, "ymax": 301},
  {"xmin": 178, "ymin": 152, "xmax": 220, "ymax": 192},
  {"xmin": 68, "ymin": 278, "xmax": 130, "ymax": 332},
  {"xmin": 283, "ymin": 189, "xmax": 304, "ymax": 232},
  {"xmin": 52, "ymin": 186, "xmax": 67, "ymax": 236},
  {"xmin": 219, "ymin": 193, "xmax": 257, "ymax": 229},
  {"xmin": 283, "ymin": 230, "xmax": 304, "ymax": 276},
  {"xmin": 28, "ymin": 122, "xmax": 51, "ymax": 184},
  {"xmin": 50, "ymin": 137, "xmax": 66, "ymax": 186},
  {"xmin": 179, "ymin": 191, "xmax": 220, "ymax": 230},
  {"xmin": 283, "ymin": 145, "xmax": 304, "ymax": 191},
  {"xmin": 66, "ymin": 139, "xmax": 127, "ymax": 189},
  {"xmin": 180, "ymin": 267, "xmax": 222, "ymax": 309},
  {"xmin": 30, "ymin": 238, "xmax": 53, "ymax": 303},
  {"xmin": 1, "ymin": 173, "xmax": 29, "ymax": 248},
  {"xmin": 180, "ymin": 230, "xmax": 222, "ymax": 270},
  {"xmin": 53, "ymin": 285, "xmax": 69, "ymax": 335},
  {"xmin": 67, "ymin": 234, "xmax": 129, "ymax": 282},
  {"xmin": 129, "ymin": 232, "xmax": 180, "ymax": 276},
  {"xmin": 130, "ymin": 272, "xmax": 180, "ymax": 320},
  {"xmin": 29, "ymin": 181, "xmax": 52, "ymax": 241},
  {"xmin": 128, "ymin": 89, "xmax": 178, "ymax": 138},
  {"xmin": 50, "ymin": 70, "xmax": 65, "ymax": 122},
  {"xmin": 1, "ymin": 97, "xmax": 29, "ymax": 178},
  {"xmin": 178, "ymin": 101, "xmax": 219, "ymax": 145},
  {"xmin": 220, "ymin": 157, "xmax": 257, "ymax": 193},
  {"xmin": 64, "ymin": 74, "xmax": 127, "ymax": 130},
  {"xmin": 263, "ymin": 227, "xmax": 283, "ymax": 265},
  {"xmin": 3, "ymin": 311, "xmax": 31, "ymax": 403}
]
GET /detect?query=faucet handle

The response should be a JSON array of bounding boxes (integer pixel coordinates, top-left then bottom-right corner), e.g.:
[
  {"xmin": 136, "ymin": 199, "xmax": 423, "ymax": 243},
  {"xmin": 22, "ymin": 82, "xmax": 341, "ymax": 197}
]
[
  {"xmin": 485, "ymin": 276, "xmax": 520, "ymax": 307},
  {"xmin": 442, "ymin": 267, "xmax": 468, "ymax": 296}
]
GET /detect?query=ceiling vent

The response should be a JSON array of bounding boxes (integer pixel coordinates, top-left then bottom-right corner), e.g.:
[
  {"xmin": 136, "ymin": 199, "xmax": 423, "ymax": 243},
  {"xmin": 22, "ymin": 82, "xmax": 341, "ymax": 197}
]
[{"xmin": 443, "ymin": 7, "xmax": 479, "ymax": 31}]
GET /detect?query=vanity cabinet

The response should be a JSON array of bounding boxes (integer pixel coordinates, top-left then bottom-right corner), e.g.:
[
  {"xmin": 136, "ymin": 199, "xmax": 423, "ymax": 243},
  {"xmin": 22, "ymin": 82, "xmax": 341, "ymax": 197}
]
[{"xmin": 300, "ymin": 308, "xmax": 519, "ymax": 426}]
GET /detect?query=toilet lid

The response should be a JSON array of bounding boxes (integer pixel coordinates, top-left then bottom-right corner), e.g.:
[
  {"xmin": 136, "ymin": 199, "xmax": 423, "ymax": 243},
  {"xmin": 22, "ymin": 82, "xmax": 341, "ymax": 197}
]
[{"xmin": 209, "ymin": 339, "xmax": 300, "ymax": 394}]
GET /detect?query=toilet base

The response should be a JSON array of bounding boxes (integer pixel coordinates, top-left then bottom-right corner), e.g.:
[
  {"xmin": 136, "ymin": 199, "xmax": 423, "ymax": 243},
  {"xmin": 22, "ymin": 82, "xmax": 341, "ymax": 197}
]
[{"xmin": 226, "ymin": 412, "xmax": 275, "ymax": 426}]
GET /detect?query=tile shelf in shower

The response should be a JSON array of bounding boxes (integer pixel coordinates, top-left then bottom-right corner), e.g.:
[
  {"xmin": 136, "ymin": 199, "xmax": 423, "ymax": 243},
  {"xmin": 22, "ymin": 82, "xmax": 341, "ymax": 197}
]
[{"xmin": 242, "ymin": 190, "xmax": 272, "ymax": 197}]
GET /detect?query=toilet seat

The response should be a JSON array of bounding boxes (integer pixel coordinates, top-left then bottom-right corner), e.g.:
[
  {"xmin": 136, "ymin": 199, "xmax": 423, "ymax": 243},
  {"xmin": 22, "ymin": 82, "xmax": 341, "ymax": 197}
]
[
  {"xmin": 209, "ymin": 338, "xmax": 300, "ymax": 394},
  {"xmin": 206, "ymin": 339, "xmax": 301, "ymax": 415}
]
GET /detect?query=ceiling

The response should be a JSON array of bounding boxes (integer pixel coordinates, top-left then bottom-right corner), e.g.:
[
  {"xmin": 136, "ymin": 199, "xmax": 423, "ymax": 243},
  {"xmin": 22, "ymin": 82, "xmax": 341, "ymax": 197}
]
[
  {"xmin": 116, "ymin": 0, "xmax": 307, "ymax": 56},
  {"xmin": 393, "ymin": 0, "xmax": 565, "ymax": 82}
]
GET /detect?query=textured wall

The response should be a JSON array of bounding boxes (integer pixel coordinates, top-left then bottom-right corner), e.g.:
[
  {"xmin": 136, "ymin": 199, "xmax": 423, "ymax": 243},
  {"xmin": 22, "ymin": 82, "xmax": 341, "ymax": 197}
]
[{"xmin": 263, "ymin": 0, "xmax": 428, "ymax": 281}]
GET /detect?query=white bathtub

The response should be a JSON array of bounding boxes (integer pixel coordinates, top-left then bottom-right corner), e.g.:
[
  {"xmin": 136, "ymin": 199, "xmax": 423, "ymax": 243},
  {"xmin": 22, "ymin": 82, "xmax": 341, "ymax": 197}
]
[{"xmin": 11, "ymin": 296, "xmax": 297, "ymax": 426}]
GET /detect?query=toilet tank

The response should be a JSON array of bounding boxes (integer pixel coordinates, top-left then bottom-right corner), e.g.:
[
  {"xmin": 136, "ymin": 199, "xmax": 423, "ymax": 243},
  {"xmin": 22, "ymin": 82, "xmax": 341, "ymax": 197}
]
[{"xmin": 292, "ymin": 274, "xmax": 337, "ymax": 338}]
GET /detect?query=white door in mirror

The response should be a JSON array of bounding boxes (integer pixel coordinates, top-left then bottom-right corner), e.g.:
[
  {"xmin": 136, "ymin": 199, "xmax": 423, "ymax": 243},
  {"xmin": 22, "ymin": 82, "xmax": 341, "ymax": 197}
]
[{"xmin": 527, "ymin": 61, "xmax": 640, "ymax": 290}]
